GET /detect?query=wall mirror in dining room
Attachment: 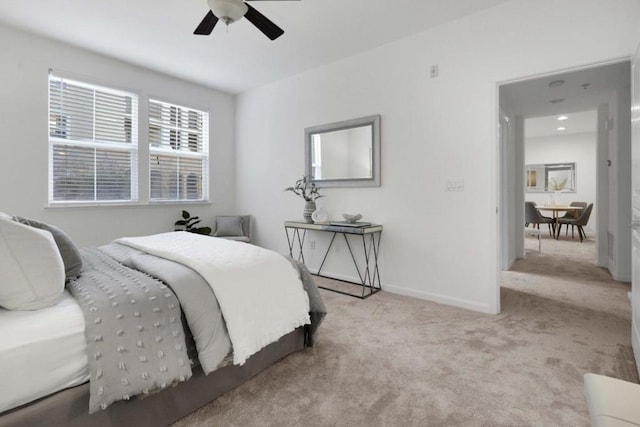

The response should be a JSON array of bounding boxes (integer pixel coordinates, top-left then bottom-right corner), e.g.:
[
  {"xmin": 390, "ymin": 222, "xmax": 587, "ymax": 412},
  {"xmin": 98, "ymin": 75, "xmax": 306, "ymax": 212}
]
[
  {"xmin": 304, "ymin": 115, "xmax": 381, "ymax": 187},
  {"xmin": 526, "ymin": 162, "xmax": 576, "ymax": 193}
]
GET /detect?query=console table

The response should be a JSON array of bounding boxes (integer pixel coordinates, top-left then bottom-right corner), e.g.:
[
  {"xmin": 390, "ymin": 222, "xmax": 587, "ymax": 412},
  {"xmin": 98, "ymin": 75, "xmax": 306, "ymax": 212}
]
[{"xmin": 284, "ymin": 221, "xmax": 382, "ymax": 299}]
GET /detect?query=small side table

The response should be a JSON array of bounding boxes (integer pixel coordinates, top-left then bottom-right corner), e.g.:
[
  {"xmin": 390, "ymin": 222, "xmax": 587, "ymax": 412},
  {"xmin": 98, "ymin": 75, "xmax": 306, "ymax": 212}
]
[{"xmin": 284, "ymin": 221, "xmax": 382, "ymax": 299}]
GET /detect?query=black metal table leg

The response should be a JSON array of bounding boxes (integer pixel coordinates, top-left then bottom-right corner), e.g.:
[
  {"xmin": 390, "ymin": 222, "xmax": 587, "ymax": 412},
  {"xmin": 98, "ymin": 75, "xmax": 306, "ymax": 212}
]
[{"xmin": 284, "ymin": 222, "xmax": 383, "ymax": 299}]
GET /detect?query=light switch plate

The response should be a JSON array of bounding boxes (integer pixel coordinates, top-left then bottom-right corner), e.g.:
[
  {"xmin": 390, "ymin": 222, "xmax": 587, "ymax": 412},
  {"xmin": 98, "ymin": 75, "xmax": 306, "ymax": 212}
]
[{"xmin": 446, "ymin": 177, "xmax": 464, "ymax": 192}]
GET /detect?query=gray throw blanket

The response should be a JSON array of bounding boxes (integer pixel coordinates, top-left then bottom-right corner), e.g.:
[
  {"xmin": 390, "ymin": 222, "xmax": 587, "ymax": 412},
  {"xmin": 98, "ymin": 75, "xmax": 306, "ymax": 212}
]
[
  {"xmin": 290, "ymin": 259, "xmax": 327, "ymax": 346},
  {"xmin": 66, "ymin": 248, "xmax": 192, "ymax": 413},
  {"xmin": 100, "ymin": 243, "xmax": 233, "ymax": 374}
]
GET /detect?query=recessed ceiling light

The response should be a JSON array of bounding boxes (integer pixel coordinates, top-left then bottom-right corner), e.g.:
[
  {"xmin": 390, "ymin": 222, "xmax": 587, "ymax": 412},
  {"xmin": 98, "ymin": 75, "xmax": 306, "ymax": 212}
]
[
  {"xmin": 549, "ymin": 80, "xmax": 565, "ymax": 87},
  {"xmin": 557, "ymin": 127, "xmax": 567, "ymax": 131},
  {"xmin": 557, "ymin": 115, "xmax": 568, "ymax": 121},
  {"xmin": 550, "ymin": 98, "xmax": 565, "ymax": 104}
]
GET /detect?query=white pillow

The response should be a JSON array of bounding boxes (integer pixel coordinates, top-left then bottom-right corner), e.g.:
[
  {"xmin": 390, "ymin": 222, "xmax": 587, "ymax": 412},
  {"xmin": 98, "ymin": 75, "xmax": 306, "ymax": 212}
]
[{"xmin": 0, "ymin": 216, "xmax": 65, "ymax": 310}]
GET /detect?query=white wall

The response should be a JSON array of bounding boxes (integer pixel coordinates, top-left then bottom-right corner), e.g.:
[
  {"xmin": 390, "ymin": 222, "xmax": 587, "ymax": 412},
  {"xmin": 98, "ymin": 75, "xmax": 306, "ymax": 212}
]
[
  {"xmin": 525, "ymin": 131, "xmax": 597, "ymax": 233},
  {"xmin": 236, "ymin": 0, "xmax": 640, "ymax": 314},
  {"xmin": 515, "ymin": 117, "xmax": 526, "ymax": 259},
  {"xmin": 612, "ymin": 86, "xmax": 633, "ymax": 281},
  {"xmin": 0, "ymin": 25, "xmax": 237, "ymax": 246}
]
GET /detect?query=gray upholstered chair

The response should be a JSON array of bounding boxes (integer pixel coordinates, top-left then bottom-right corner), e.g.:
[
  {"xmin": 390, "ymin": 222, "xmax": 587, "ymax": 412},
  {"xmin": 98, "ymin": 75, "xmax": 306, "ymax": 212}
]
[
  {"xmin": 525, "ymin": 201, "xmax": 556, "ymax": 237},
  {"xmin": 558, "ymin": 201, "xmax": 588, "ymax": 237},
  {"xmin": 556, "ymin": 203, "xmax": 593, "ymax": 242},
  {"xmin": 212, "ymin": 215, "xmax": 252, "ymax": 243}
]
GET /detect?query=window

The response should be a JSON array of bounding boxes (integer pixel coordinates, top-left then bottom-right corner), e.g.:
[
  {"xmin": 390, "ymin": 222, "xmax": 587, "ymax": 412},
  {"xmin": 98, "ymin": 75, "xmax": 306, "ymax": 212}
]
[
  {"xmin": 149, "ymin": 100, "xmax": 209, "ymax": 201},
  {"xmin": 48, "ymin": 74, "xmax": 138, "ymax": 204}
]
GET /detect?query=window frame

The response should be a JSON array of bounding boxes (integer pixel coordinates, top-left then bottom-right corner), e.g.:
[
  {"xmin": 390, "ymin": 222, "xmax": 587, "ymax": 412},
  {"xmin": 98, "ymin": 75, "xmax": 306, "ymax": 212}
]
[
  {"xmin": 148, "ymin": 98, "xmax": 210, "ymax": 203},
  {"xmin": 47, "ymin": 73, "xmax": 139, "ymax": 206}
]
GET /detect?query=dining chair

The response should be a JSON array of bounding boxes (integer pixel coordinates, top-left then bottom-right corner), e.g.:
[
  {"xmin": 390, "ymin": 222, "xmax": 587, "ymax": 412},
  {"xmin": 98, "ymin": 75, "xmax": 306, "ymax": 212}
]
[
  {"xmin": 525, "ymin": 201, "xmax": 534, "ymax": 227},
  {"xmin": 556, "ymin": 203, "xmax": 593, "ymax": 242},
  {"xmin": 525, "ymin": 201, "xmax": 556, "ymax": 237},
  {"xmin": 558, "ymin": 201, "xmax": 587, "ymax": 237}
]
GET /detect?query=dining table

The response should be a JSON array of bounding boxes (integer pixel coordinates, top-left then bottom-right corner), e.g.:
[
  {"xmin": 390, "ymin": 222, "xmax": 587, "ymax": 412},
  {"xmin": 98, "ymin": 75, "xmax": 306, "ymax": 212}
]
[
  {"xmin": 535, "ymin": 205, "xmax": 584, "ymax": 239},
  {"xmin": 535, "ymin": 205, "xmax": 583, "ymax": 220}
]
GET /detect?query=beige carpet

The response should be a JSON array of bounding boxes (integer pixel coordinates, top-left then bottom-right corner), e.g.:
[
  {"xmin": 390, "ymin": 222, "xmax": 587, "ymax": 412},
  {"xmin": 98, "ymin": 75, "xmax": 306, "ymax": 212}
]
[{"xmin": 173, "ymin": 235, "xmax": 637, "ymax": 426}]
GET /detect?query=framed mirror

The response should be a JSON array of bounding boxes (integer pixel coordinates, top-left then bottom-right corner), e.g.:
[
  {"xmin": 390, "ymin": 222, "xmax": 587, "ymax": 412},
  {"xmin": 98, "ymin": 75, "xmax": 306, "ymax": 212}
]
[
  {"xmin": 305, "ymin": 115, "xmax": 381, "ymax": 187},
  {"xmin": 526, "ymin": 162, "xmax": 576, "ymax": 193}
]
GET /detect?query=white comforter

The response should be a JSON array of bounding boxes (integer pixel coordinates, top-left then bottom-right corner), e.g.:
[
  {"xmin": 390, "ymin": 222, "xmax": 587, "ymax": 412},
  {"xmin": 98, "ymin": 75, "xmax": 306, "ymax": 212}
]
[{"xmin": 116, "ymin": 232, "xmax": 310, "ymax": 365}]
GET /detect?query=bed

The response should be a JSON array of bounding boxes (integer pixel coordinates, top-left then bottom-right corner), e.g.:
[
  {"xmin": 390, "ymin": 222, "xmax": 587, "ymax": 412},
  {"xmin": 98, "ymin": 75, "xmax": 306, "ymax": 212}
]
[{"xmin": 0, "ymin": 214, "xmax": 326, "ymax": 427}]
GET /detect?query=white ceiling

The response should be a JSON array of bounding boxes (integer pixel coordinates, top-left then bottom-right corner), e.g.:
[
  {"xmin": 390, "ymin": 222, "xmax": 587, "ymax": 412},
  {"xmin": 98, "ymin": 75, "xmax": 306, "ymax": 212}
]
[
  {"xmin": 525, "ymin": 110, "xmax": 597, "ymax": 139},
  {"xmin": 501, "ymin": 61, "xmax": 631, "ymax": 119},
  {"xmin": 502, "ymin": 61, "xmax": 631, "ymax": 139},
  {"xmin": 0, "ymin": 0, "xmax": 510, "ymax": 94}
]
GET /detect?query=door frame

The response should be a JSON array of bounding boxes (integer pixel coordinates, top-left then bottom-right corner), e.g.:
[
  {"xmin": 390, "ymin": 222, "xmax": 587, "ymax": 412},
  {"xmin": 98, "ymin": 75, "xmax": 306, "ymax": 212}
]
[
  {"xmin": 630, "ymin": 41, "xmax": 640, "ymax": 378},
  {"xmin": 495, "ymin": 56, "xmax": 631, "ymax": 314}
]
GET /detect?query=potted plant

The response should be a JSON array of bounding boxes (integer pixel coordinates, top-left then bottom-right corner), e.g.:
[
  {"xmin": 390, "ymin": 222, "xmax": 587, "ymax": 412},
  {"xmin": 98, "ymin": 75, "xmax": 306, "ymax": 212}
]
[
  {"xmin": 174, "ymin": 210, "xmax": 212, "ymax": 235},
  {"xmin": 284, "ymin": 176, "xmax": 324, "ymax": 223}
]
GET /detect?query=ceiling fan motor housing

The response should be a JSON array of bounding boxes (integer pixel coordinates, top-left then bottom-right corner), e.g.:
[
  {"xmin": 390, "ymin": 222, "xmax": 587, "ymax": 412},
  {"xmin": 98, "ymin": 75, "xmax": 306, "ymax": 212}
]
[{"xmin": 208, "ymin": 0, "xmax": 248, "ymax": 25}]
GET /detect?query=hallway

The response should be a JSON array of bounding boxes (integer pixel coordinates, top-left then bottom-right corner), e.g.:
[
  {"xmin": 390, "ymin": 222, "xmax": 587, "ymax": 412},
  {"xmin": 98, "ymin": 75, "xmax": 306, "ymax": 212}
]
[{"xmin": 501, "ymin": 234, "xmax": 637, "ymax": 383}]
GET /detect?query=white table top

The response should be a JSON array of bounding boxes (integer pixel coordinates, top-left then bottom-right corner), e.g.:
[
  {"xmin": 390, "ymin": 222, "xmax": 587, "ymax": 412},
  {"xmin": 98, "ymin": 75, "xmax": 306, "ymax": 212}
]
[
  {"xmin": 535, "ymin": 206, "xmax": 583, "ymax": 211},
  {"xmin": 284, "ymin": 220, "xmax": 383, "ymax": 234}
]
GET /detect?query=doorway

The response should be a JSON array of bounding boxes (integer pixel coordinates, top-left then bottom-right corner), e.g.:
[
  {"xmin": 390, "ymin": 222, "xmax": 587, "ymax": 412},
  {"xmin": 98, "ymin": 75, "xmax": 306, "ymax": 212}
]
[{"xmin": 499, "ymin": 60, "xmax": 632, "ymax": 281}]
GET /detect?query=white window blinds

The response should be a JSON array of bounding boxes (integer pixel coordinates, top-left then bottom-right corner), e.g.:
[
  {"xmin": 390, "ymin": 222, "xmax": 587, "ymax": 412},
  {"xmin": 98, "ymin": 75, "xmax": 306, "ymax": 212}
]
[
  {"xmin": 149, "ymin": 100, "xmax": 209, "ymax": 201},
  {"xmin": 48, "ymin": 74, "xmax": 138, "ymax": 204}
]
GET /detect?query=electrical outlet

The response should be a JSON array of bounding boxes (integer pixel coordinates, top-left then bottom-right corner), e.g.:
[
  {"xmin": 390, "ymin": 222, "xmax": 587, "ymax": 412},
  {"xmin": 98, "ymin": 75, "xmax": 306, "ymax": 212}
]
[
  {"xmin": 430, "ymin": 65, "xmax": 439, "ymax": 78},
  {"xmin": 310, "ymin": 240, "xmax": 316, "ymax": 250}
]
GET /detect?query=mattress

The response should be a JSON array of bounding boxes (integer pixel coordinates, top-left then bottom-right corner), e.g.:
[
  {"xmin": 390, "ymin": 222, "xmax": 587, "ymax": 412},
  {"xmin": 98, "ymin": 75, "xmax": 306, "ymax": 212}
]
[{"xmin": 0, "ymin": 291, "xmax": 89, "ymax": 413}]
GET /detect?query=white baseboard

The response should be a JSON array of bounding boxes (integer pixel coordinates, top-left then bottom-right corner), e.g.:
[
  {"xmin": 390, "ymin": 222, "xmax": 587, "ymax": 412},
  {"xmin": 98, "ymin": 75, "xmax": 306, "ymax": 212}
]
[
  {"xmin": 309, "ymin": 268, "xmax": 496, "ymax": 314},
  {"xmin": 606, "ymin": 260, "xmax": 631, "ymax": 283},
  {"xmin": 383, "ymin": 283, "xmax": 497, "ymax": 314},
  {"xmin": 613, "ymin": 274, "xmax": 632, "ymax": 282}
]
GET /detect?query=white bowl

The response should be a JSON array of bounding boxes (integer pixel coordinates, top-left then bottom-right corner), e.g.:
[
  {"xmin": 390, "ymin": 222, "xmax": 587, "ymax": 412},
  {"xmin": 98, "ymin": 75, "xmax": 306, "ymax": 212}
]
[{"xmin": 342, "ymin": 213, "xmax": 362, "ymax": 223}]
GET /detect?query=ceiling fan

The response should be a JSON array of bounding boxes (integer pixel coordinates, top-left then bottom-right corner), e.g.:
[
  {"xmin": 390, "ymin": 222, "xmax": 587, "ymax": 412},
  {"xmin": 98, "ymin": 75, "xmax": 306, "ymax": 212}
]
[{"xmin": 194, "ymin": 0, "xmax": 299, "ymax": 41}]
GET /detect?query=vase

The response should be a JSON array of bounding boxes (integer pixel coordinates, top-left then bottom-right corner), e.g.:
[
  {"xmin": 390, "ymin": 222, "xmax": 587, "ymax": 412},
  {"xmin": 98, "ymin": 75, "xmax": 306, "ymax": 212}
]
[
  {"xmin": 303, "ymin": 201, "xmax": 316, "ymax": 223},
  {"xmin": 553, "ymin": 191, "xmax": 561, "ymax": 206},
  {"xmin": 311, "ymin": 207, "xmax": 328, "ymax": 223}
]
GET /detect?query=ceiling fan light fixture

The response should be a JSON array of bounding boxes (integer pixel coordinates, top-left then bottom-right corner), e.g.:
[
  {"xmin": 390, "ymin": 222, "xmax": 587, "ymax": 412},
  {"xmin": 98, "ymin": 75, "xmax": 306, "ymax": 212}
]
[{"xmin": 208, "ymin": 0, "xmax": 248, "ymax": 25}]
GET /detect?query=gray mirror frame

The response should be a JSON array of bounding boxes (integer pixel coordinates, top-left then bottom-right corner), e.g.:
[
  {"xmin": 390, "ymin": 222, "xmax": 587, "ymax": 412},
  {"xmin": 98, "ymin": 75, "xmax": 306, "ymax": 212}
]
[
  {"xmin": 525, "ymin": 162, "xmax": 577, "ymax": 193},
  {"xmin": 304, "ymin": 114, "xmax": 381, "ymax": 188}
]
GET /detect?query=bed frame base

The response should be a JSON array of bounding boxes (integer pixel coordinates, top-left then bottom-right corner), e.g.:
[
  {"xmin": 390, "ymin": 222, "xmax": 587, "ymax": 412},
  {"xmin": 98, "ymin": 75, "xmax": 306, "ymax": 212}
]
[{"xmin": 0, "ymin": 328, "xmax": 305, "ymax": 427}]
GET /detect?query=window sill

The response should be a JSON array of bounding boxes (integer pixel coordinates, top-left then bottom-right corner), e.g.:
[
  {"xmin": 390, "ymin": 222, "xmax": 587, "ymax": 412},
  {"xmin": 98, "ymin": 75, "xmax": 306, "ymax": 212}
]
[
  {"xmin": 46, "ymin": 200, "xmax": 212, "ymax": 209},
  {"xmin": 148, "ymin": 200, "xmax": 212, "ymax": 206}
]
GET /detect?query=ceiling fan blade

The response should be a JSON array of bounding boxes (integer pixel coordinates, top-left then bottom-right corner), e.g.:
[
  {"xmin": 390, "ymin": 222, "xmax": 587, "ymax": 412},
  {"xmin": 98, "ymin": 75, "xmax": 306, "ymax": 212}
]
[
  {"xmin": 194, "ymin": 11, "xmax": 219, "ymax": 35},
  {"xmin": 244, "ymin": 4, "xmax": 284, "ymax": 40}
]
